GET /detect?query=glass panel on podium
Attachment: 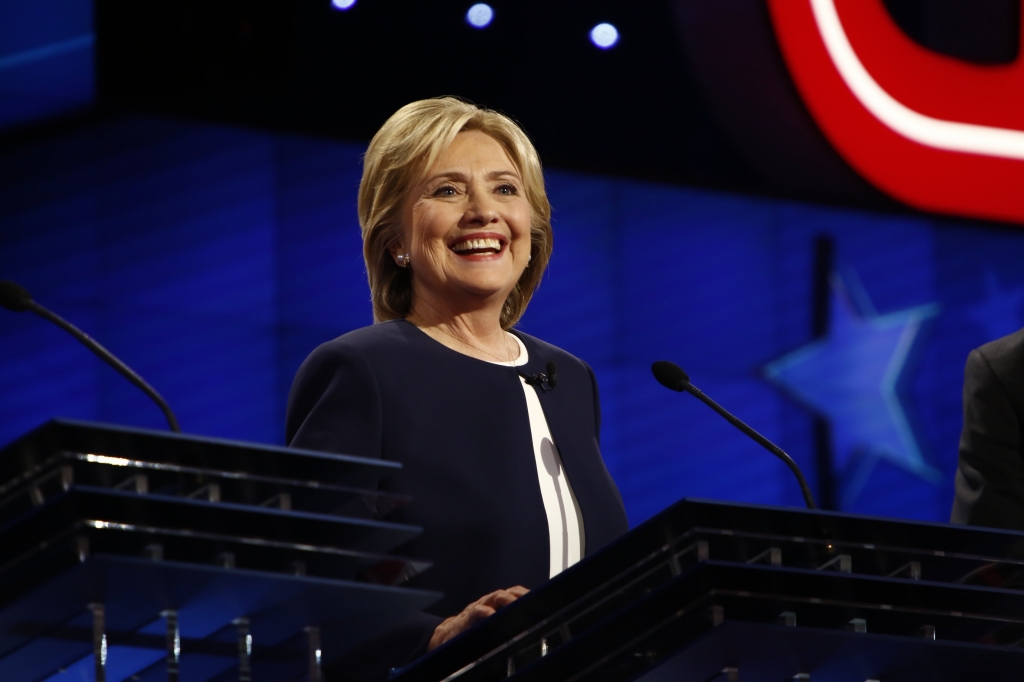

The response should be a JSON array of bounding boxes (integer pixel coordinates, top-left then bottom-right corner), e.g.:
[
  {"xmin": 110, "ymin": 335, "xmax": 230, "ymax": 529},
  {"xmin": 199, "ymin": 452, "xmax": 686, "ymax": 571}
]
[{"xmin": 0, "ymin": 420, "xmax": 440, "ymax": 681}]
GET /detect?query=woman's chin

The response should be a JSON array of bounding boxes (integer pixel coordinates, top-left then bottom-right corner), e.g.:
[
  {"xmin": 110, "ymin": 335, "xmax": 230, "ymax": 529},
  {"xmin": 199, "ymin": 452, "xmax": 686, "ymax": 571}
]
[
  {"xmin": 444, "ymin": 262, "xmax": 523, "ymax": 291},
  {"xmin": 440, "ymin": 276, "xmax": 516, "ymax": 305}
]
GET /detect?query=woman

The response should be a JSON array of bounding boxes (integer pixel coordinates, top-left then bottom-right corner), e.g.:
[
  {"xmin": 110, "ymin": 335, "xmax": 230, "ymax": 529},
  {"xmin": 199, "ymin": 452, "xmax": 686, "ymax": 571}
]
[{"xmin": 286, "ymin": 97, "xmax": 628, "ymax": 677}]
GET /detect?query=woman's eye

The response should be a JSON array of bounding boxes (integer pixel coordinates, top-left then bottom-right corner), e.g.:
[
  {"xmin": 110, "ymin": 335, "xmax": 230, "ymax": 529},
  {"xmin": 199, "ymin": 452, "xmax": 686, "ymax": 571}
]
[
  {"xmin": 496, "ymin": 183, "xmax": 519, "ymax": 195},
  {"xmin": 433, "ymin": 185, "xmax": 457, "ymax": 197}
]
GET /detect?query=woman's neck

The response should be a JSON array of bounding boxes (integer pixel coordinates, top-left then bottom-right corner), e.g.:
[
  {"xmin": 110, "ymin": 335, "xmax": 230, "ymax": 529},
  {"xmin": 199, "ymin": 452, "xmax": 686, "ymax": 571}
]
[{"xmin": 407, "ymin": 299, "xmax": 518, "ymax": 364}]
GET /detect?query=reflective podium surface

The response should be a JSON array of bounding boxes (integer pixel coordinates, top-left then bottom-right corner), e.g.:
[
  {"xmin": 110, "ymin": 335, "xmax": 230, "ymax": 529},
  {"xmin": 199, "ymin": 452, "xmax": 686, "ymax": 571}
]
[
  {"xmin": 397, "ymin": 498, "xmax": 1024, "ymax": 681},
  {"xmin": 0, "ymin": 420, "xmax": 439, "ymax": 681}
]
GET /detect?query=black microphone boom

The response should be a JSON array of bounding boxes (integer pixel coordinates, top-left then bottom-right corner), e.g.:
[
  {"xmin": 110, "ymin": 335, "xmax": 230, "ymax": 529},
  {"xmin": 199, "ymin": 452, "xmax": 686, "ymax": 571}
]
[
  {"xmin": 652, "ymin": 360, "xmax": 817, "ymax": 509},
  {"xmin": 0, "ymin": 280, "xmax": 181, "ymax": 432}
]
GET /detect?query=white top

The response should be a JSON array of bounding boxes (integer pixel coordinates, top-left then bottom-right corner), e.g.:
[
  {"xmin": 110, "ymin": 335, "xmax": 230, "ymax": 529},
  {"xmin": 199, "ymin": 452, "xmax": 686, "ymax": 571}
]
[{"xmin": 487, "ymin": 334, "xmax": 584, "ymax": 578}]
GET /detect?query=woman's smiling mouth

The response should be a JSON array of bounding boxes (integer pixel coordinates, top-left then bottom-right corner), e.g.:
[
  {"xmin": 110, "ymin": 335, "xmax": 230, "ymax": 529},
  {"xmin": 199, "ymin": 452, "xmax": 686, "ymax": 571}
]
[{"xmin": 450, "ymin": 236, "xmax": 504, "ymax": 256}]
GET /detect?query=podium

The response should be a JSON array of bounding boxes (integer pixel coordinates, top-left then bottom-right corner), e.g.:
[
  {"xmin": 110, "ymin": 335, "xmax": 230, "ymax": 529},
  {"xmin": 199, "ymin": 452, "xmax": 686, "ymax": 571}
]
[
  {"xmin": 395, "ymin": 498, "xmax": 1024, "ymax": 681},
  {"xmin": 0, "ymin": 419, "xmax": 440, "ymax": 681},
  {"xmin": 10, "ymin": 421, "xmax": 1024, "ymax": 681}
]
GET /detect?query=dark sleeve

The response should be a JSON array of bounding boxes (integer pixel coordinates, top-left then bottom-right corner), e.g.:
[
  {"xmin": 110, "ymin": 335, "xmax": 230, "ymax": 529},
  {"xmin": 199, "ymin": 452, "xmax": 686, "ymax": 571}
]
[
  {"xmin": 584, "ymin": 360, "xmax": 602, "ymax": 443},
  {"xmin": 286, "ymin": 341, "xmax": 382, "ymax": 458},
  {"xmin": 579, "ymin": 358, "xmax": 628, "ymax": 545},
  {"xmin": 286, "ymin": 342, "xmax": 442, "ymax": 679},
  {"xmin": 951, "ymin": 348, "xmax": 1024, "ymax": 529}
]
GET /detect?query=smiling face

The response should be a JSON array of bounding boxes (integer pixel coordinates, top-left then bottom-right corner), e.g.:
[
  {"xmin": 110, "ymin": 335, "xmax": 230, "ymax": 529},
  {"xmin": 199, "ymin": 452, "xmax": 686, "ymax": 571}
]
[{"xmin": 395, "ymin": 129, "xmax": 533, "ymax": 318}]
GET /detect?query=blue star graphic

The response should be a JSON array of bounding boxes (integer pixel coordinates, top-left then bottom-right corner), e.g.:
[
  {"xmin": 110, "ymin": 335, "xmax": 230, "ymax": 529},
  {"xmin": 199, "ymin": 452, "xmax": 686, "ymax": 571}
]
[
  {"xmin": 764, "ymin": 269, "xmax": 941, "ymax": 507},
  {"xmin": 967, "ymin": 270, "xmax": 1024, "ymax": 342}
]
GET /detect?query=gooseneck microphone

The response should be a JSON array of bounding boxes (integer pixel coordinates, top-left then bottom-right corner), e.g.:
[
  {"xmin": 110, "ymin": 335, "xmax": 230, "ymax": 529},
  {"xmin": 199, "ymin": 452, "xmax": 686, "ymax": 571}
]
[
  {"xmin": 652, "ymin": 360, "xmax": 817, "ymax": 509},
  {"xmin": 0, "ymin": 280, "xmax": 181, "ymax": 432}
]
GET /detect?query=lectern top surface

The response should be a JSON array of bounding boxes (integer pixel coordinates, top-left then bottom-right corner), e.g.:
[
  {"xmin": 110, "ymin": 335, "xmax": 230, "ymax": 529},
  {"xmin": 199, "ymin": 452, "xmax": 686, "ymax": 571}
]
[
  {"xmin": 0, "ymin": 419, "xmax": 398, "ymax": 488},
  {"xmin": 680, "ymin": 497, "xmax": 1024, "ymax": 556}
]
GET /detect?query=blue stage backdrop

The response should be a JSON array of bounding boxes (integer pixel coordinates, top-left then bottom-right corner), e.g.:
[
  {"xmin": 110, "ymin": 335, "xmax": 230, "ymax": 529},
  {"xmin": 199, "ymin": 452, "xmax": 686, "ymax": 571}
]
[
  {"xmin": 2, "ymin": 114, "xmax": 1023, "ymax": 526},
  {"xmin": 0, "ymin": 0, "xmax": 95, "ymax": 132}
]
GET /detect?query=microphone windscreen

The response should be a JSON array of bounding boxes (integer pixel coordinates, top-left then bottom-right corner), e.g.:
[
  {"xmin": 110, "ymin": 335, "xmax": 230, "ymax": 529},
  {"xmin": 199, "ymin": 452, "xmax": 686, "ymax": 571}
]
[
  {"xmin": 652, "ymin": 361, "xmax": 690, "ymax": 392},
  {"xmin": 546, "ymin": 361, "xmax": 557, "ymax": 388},
  {"xmin": 0, "ymin": 280, "xmax": 32, "ymax": 312}
]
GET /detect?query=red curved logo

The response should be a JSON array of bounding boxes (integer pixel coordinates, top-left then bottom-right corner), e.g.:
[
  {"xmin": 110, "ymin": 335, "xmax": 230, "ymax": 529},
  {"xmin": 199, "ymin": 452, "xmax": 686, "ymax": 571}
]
[{"xmin": 767, "ymin": 0, "xmax": 1024, "ymax": 224}]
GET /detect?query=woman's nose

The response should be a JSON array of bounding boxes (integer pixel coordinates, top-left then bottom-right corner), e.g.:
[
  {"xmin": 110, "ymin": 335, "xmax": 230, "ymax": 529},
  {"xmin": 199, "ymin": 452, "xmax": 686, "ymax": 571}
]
[{"xmin": 464, "ymin": 192, "xmax": 500, "ymax": 224}]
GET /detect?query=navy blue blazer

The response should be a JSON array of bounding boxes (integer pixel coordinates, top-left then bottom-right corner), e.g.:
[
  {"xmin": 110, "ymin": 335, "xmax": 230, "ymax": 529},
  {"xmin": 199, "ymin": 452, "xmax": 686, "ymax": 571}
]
[{"xmin": 286, "ymin": 319, "xmax": 628, "ymax": 620}]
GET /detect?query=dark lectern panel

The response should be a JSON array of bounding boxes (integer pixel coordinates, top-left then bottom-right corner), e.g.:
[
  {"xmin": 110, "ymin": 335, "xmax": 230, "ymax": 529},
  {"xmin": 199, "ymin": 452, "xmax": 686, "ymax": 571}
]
[
  {"xmin": 0, "ymin": 454, "xmax": 410, "ymax": 529},
  {"xmin": 637, "ymin": 621, "xmax": 1024, "ymax": 682},
  {"xmin": 396, "ymin": 499, "xmax": 1024, "ymax": 682},
  {"xmin": 677, "ymin": 499, "xmax": 1024, "ymax": 561},
  {"xmin": 0, "ymin": 555, "xmax": 439, "ymax": 682},
  {"xmin": 0, "ymin": 486, "xmax": 420, "ymax": 565},
  {"xmin": 464, "ymin": 561, "xmax": 1024, "ymax": 681},
  {"xmin": 0, "ymin": 524, "xmax": 429, "ymax": 617},
  {"xmin": 0, "ymin": 419, "xmax": 397, "ymax": 490},
  {"xmin": 0, "ymin": 420, "xmax": 434, "ymax": 681}
]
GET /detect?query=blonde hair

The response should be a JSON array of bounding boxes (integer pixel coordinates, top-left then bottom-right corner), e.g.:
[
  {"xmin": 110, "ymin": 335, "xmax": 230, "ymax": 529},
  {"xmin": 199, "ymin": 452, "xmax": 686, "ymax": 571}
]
[{"xmin": 358, "ymin": 97, "xmax": 552, "ymax": 329}]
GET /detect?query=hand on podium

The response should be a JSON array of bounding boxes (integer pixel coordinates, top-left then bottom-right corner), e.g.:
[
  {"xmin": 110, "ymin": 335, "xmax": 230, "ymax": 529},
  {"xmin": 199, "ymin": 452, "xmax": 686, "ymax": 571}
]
[{"xmin": 428, "ymin": 585, "xmax": 530, "ymax": 651}]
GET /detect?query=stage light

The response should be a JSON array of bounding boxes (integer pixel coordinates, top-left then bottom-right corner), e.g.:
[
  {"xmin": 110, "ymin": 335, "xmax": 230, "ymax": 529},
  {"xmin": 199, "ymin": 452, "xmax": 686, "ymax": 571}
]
[
  {"xmin": 466, "ymin": 4, "xmax": 494, "ymax": 29},
  {"xmin": 331, "ymin": 0, "xmax": 356, "ymax": 10},
  {"xmin": 590, "ymin": 23, "xmax": 619, "ymax": 49}
]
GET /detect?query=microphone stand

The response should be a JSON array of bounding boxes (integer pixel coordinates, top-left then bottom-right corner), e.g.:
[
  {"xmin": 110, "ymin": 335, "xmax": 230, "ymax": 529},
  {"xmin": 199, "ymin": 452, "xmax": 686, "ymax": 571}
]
[{"xmin": 2, "ymin": 280, "xmax": 181, "ymax": 432}]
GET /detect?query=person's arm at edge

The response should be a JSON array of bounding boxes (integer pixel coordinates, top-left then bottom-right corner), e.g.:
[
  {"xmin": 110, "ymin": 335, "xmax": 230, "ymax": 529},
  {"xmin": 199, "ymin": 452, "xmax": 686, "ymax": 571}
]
[{"xmin": 951, "ymin": 348, "xmax": 1024, "ymax": 529}]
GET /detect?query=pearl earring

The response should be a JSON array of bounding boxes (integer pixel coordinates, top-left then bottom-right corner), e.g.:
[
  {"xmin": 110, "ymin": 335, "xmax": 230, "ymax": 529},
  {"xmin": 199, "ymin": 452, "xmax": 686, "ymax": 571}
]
[{"xmin": 396, "ymin": 253, "xmax": 411, "ymax": 268}]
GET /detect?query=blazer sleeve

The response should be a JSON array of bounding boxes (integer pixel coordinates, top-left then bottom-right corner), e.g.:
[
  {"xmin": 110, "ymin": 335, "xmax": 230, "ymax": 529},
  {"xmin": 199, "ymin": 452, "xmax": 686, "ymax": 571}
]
[
  {"xmin": 951, "ymin": 348, "xmax": 1024, "ymax": 529},
  {"xmin": 285, "ymin": 341, "xmax": 442, "ymax": 679},
  {"xmin": 286, "ymin": 340, "xmax": 383, "ymax": 459},
  {"xmin": 584, "ymin": 360, "xmax": 602, "ymax": 443}
]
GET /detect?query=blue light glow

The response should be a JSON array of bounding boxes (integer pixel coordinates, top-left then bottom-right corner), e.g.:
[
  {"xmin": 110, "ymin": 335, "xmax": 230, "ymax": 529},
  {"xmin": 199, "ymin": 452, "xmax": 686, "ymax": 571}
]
[
  {"xmin": 590, "ymin": 23, "xmax": 619, "ymax": 49},
  {"xmin": 466, "ymin": 4, "xmax": 494, "ymax": 29},
  {"xmin": 331, "ymin": 0, "xmax": 356, "ymax": 10}
]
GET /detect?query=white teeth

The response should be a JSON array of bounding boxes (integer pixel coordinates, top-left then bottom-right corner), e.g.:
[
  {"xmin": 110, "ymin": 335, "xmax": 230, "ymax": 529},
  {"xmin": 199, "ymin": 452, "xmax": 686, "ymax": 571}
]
[{"xmin": 451, "ymin": 238, "xmax": 502, "ymax": 253}]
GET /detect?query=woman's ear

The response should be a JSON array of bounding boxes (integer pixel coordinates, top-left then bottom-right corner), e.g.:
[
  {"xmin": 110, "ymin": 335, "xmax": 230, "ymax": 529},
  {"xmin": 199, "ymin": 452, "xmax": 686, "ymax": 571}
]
[
  {"xmin": 389, "ymin": 242, "xmax": 411, "ymax": 269},
  {"xmin": 387, "ymin": 240, "xmax": 401, "ymax": 260}
]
